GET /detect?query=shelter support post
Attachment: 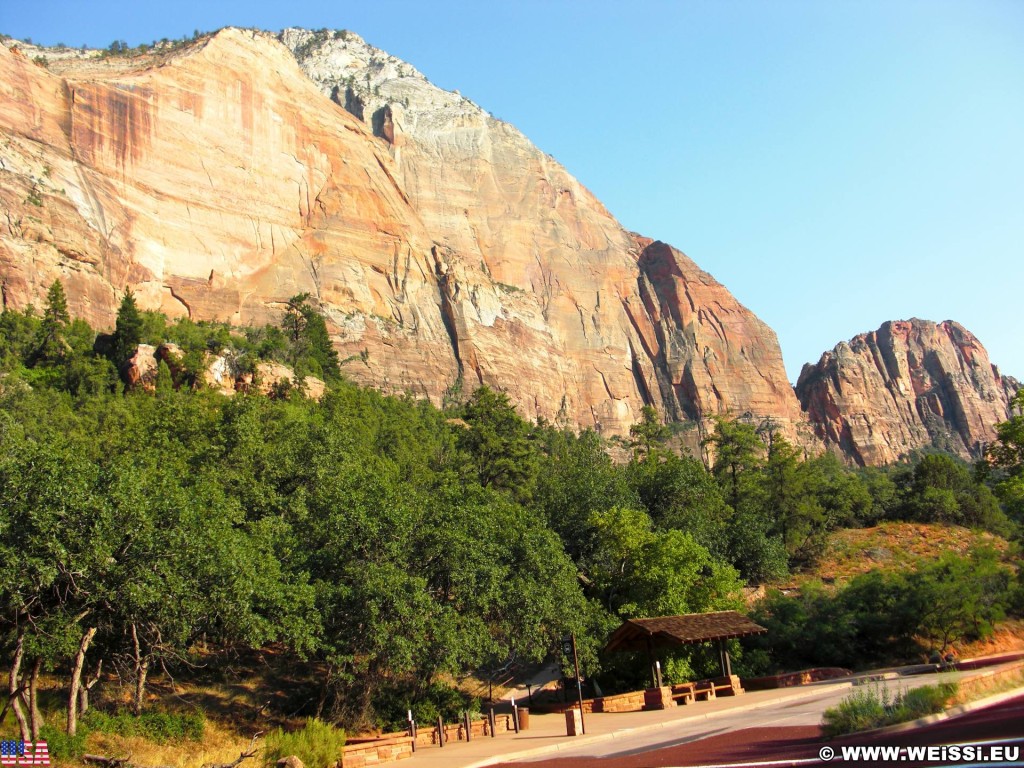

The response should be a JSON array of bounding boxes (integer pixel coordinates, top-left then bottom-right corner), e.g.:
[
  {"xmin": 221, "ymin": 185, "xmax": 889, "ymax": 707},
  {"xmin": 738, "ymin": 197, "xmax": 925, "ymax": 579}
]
[{"xmin": 646, "ymin": 637, "xmax": 663, "ymax": 688}]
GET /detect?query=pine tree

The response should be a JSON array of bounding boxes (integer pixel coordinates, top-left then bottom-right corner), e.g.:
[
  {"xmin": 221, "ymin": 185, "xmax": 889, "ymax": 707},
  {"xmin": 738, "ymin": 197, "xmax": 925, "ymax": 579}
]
[
  {"xmin": 32, "ymin": 279, "xmax": 70, "ymax": 363},
  {"xmin": 281, "ymin": 293, "xmax": 341, "ymax": 381},
  {"xmin": 111, "ymin": 288, "xmax": 143, "ymax": 369}
]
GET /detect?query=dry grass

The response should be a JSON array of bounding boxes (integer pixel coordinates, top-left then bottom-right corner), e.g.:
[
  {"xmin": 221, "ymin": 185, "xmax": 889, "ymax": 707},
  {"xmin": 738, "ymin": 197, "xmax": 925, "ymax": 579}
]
[
  {"xmin": 956, "ymin": 619, "xmax": 1024, "ymax": 658},
  {"xmin": 951, "ymin": 662, "xmax": 1024, "ymax": 706},
  {"xmin": 781, "ymin": 522, "xmax": 1012, "ymax": 589},
  {"xmin": 79, "ymin": 720, "xmax": 256, "ymax": 768},
  {"xmin": 26, "ymin": 646, "xmax": 321, "ymax": 767}
]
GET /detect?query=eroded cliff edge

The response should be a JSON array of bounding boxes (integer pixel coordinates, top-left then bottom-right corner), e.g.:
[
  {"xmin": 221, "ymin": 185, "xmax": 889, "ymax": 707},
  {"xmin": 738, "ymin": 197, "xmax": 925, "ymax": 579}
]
[
  {"xmin": 0, "ymin": 28, "xmax": 808, "ymax": 444},
  {"xmin": 796, "ymin": 319, "xmax": 1018, "ymax": 465}
]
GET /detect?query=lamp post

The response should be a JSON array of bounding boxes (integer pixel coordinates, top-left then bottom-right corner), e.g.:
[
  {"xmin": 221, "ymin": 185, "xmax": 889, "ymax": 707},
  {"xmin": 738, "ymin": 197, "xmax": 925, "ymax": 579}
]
[{"xmin": 562, "ymin": 634, "xmax": 586, "ymax": 735}]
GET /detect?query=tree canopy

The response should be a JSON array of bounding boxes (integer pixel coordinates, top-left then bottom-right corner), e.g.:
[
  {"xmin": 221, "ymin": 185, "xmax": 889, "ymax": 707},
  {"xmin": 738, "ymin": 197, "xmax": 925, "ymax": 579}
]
[{"xmin": 0, "ymin": 291, "xmax": 1019, "ymax": 739}]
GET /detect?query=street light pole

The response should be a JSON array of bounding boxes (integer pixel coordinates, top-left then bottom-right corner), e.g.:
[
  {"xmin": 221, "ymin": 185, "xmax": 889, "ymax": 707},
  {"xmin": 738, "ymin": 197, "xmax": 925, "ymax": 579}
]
[{"xmin": 571, "ymin": 633, "xmax": 585, "ymax": 735}]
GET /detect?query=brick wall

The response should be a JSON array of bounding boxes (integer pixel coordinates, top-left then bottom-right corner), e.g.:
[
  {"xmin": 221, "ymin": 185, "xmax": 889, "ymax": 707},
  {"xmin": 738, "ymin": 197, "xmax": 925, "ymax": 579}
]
[
  {"xmin": 537, "ymin": 688, "xmax": 650, "ymax": 714},
  {"xmin": 342, "ymin": 735, "xmax": 413, "ymax": 767}
]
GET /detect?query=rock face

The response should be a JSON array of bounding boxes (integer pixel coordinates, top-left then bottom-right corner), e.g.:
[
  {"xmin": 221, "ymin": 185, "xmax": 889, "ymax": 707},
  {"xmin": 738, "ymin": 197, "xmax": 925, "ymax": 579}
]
[
  {"xmin": 123, "ymin": 344, "xmax": 159, "ymax": 390},
  {"xmin": 279, "ymin": 29, "xmax": 809, "ymax": 440},
  {"xmin": 796, "ymin": 319, "xmax": 1018, "ymax": 465},
  {"xmin": 0, "ymin": 29, "xmax": 808, "ymax": 443}
]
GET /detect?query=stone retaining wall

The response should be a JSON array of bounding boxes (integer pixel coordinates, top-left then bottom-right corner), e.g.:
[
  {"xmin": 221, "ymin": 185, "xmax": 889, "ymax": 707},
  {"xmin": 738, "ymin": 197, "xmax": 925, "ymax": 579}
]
[
  {"xmin": 342, "ymin": 713, "xmax": 516, "ymax": 766},
  {"xmin": 744, "ymin": 667, "xmax": 852, "ymax": 690}
]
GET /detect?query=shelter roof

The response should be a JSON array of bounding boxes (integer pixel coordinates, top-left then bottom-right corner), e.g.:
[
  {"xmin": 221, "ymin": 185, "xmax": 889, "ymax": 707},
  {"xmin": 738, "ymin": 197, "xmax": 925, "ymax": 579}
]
[{"xmin": 604, "ymin": 611, "xmax": 767, "ymax": 653}]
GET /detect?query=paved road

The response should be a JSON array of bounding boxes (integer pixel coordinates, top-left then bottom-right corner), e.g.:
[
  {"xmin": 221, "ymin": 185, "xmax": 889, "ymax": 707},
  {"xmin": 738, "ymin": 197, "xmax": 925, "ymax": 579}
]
[
  {"xmin": 499, "ymin": 679, "xmax": 1024, "ymax": 768},
  {"xmin": 505, "ymin": 670, "xmax": 965, "ymax": 763}
]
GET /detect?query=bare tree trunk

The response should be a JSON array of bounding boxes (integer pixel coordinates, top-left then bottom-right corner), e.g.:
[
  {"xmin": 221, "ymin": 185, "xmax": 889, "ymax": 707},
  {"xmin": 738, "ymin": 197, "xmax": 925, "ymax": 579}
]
[
  {"xmin": 130, "ymin": 623, "xmax": 149, "ymax": 716},
  {"xmin": 315, "ymin": 663, "xmax": 334, "ymax": 719},
  {"xmin": 80, "ymin": 658, "xmax": 103, "ymax": 716},
  {"xmin": 67, "ymin": 627, "xmax": 97, "ymax": 737},
  {"xmin": 8, "ymin": 629, "xmax": 29, "ymax": 741},
  {"xmin": 28, "ymin": 656, "xmax": 42, "ymax": 741},
  {"xmin": 135, "ymin": 658, "xmax": 149, "ymax": 717}
]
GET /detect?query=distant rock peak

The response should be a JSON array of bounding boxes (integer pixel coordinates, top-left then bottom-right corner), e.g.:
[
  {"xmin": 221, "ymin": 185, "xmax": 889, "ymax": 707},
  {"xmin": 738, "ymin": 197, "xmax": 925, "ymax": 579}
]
[{"xmin": 796, "ymin": 318, "xmax": 1017, "ymax": 465}]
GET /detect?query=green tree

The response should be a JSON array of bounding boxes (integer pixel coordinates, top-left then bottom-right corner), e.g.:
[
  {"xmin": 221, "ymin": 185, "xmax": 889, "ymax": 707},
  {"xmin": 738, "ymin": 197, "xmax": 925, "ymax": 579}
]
[
  {"xmin": 111, "ymin": 288, "xmax": 143, "ymax": 370},
  {"xmin": 905, "ymin": 548, "xmax": 1012, "ymax": 652},
  {"xmin": 762, "ymin": 437, "xmax": 828, "ymax": 565},
  {"xmin": 627, "ymin": 450, "xmax": 730, "ymax": 558},
  {"xmin": 587, "ymin": 506, "xmax": 741, "ymax": 617},
  {"xmin": 985, "ymin": 390, "xmax": 1024, "ymax": 526},
  {"xmin": 900, "ymin": 454, "xmax": 1009, "ymax": 534},
  {"xmin": 281, "ymin": 293, "xmax": 341, "ymax": 381},
  {"xmin": 703, "ymin": 417, "xmax": 791, "ymax": 581},
  {"xmin": 458, "ymin": 386, "xmax": 539, "ymax": 502},
  {"xmin": 0, "ymin": 306, "xmax": 41, "ymax": 371},
  {"xmin": 629, "ymin": 405, "xmax": 670, "ymax": 458},
  {"xmin": 534, "ymin": 427, "xmax": 638, "ymax": 564},
  {"xmin": 705, "ymin": 417, "xmax": 765, "ymax": 511},
  {"xmin": 854, "ymin": 465, "xmax": 899, "ymax": 526},
  {"xmin": 31, "ymin": 279, "xmax": 70, "ymax": 364},
  {"xmin": 0, "ymin": 436, "xmax": 111, "ymax": 738}
]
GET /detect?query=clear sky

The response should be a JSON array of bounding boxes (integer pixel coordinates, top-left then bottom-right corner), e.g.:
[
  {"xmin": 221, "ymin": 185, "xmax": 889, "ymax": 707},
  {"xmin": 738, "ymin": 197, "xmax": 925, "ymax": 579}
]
[{"xmin": 3, "ymin": 1, "xmax": 1022, "ymax": 382}]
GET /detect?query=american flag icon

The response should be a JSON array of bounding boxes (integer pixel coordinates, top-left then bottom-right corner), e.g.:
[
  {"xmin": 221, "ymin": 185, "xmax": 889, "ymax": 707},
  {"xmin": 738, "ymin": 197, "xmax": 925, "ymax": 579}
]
[{"xmin": 0, "ymin": 741, "xmax": 49, "ymax": 767}]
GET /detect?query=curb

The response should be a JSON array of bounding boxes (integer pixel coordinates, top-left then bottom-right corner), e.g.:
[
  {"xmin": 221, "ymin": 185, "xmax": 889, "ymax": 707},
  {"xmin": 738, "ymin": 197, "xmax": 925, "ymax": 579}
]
[{"xmin": 462, "ymin": 682, "xmax": 853, "ymax": 768}]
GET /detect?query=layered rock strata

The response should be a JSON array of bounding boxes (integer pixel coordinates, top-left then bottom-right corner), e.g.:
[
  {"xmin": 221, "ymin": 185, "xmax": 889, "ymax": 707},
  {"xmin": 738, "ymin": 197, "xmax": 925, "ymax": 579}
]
[
  {"xmin": 279, "ymin": 29, "xmax": 808, "ymax": 440},
  {"xmin": 0, "ymin": 29, "xmax": 807, "ymax": 442},
  {"xmin": 796, "ymin": 319, "xmax": 1018, "ymax": 465}
]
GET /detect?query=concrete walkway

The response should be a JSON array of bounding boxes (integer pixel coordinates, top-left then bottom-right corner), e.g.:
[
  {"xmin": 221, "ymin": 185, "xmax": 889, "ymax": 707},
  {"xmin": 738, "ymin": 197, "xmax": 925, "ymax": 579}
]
[{"xmin": 402, "ymin": 681, "xmax": 853, "ymax": 768}]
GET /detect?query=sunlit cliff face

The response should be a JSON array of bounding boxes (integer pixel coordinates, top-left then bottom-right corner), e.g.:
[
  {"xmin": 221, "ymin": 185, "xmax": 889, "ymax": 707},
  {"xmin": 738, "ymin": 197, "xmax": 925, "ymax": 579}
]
[{"xmin": 1, "ymin": 30, "xmax": 1014, "ymax": 459}]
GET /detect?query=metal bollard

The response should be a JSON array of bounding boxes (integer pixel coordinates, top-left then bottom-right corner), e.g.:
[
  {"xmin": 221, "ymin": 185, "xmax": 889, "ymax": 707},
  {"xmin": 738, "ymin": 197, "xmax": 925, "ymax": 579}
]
[
  {"xmin": 437, "ymin": 715, "xmax": 445, "ymax": 747},
  {"xmin": 488, "ymin": 707, "xmax": 496, "ymax": 738}
]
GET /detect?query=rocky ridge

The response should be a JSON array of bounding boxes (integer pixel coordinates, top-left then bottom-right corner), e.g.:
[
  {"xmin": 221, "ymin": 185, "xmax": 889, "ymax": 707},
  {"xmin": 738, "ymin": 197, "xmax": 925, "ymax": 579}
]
[
  {"xmin": 123, "ymin": 342, "xmax": 326, "ymax": 399},
  {"xmin": 796, "ymin": 319, "xmax": 1018, "ymax": 465},
  {"xmin": 278, "ymin": 28, "xmax": 811, "ymax": 442},
  {"xmin": 0, "ymin": 28, "xmax": 1016, "ymax": 463},
  {"xmin": 0, "ymin": 28, "xmax": 807, "ymax": 445}
]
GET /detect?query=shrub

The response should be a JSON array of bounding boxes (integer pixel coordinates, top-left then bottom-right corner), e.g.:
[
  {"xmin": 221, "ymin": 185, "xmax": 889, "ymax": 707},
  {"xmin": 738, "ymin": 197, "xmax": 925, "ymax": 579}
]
[
  {"xmin": 374, "ymin": 681, "xmax": 480, "ymax": 733},
  {"xmin": 821, "ymin": 684, "xmax": 888, "ymax": 737},
  {"xmin": 38, "ymin": 723, "xmax": 89, "ymax": 759},
  {"xmin": 892, "ymin": 682, "xmax": 957, "ymax": 721},
  {"xmin": 82, "ymin": 708, "xmax": 205, "ymax": 743},
  {"xmin": 264, "ymin": 718, "xmax": 346, "ymax": 768},
  {"xmin": 822, "ymin": 682, "xmax": 957, "ymax": 737}
]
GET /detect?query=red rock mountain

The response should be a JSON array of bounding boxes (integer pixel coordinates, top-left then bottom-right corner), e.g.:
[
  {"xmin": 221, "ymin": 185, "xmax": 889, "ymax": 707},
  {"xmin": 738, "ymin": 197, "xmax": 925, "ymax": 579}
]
[
  {"xmin": 796, "ymin": 319, "xmax": 1018, "ymax": 465},
  {"xmin": 0, "ymin": 29, "xmax": 807, "ymax": 443},
  {"xmin": 0, "ymin": 29, "xmax": 1015, "ymax": 463}
]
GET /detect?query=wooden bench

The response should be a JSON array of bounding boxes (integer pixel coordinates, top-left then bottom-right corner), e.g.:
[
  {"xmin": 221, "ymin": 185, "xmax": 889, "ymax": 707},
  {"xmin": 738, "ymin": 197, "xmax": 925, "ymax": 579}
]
[
  {"xmin": 670, "ymin": 682, "xmax": 695, "ymax": 704},
  {"xmin": 672, "ymin": 675, "xmax": 742, "ymax": 704},
  {"xmin": 692, "ymin": 680, "xmax": 717, "ymax": 701},
  {"xmin": 696, "ymin": 676, "xmax": 741, "ymax": 698}
]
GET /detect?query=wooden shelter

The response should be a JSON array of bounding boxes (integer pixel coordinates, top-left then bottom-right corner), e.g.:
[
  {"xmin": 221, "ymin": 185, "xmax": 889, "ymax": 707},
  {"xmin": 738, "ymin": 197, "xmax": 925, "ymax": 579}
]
[{"xmin": 604, "ymin": 611, "xmax": 767, "ymax": 687}]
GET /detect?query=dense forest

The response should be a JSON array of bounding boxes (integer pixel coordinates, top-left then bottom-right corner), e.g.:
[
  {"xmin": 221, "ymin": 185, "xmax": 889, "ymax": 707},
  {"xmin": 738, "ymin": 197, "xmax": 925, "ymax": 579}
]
[{"xmin": 1, "ymin": 282, "xmax": 1022, "ymax": 748}]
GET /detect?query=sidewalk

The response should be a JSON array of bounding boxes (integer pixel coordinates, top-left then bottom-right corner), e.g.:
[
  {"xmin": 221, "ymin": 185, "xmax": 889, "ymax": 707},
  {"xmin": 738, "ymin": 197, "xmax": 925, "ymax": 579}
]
[{"xmin": 402, "ymin": 681, "xmax": 852, "ymax": 768}]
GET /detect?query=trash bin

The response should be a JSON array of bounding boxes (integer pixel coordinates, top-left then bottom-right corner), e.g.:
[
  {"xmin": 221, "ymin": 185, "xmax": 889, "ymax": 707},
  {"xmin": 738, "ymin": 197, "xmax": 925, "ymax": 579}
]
[
  {"xmin": 565, "ymin": 708, "xmax": 582, "ymax": 736},
  {"xmin": 518, "ymin": 707, "xmax": 529, "ymax": 730}
]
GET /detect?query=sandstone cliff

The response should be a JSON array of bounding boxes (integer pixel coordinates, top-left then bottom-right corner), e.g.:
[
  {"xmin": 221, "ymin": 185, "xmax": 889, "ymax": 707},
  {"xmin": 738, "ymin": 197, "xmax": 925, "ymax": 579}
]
[
  {"xmin": 0, "ymin": 30, "xmax": 458, "ymax": 398},
  {"xmin": 0, "ymin": 28, "xmax": 806, "ymax": 443},
  {"xmin": 796, "ymin": 319, "xmax": 1018, "ymax": 465}
]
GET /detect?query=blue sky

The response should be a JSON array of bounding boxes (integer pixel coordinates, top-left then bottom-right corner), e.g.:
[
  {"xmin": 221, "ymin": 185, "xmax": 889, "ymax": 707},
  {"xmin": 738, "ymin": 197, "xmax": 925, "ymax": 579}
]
[{"xmin": 3, "ymin": 1, "xmax": 1022, "ymax": 382}]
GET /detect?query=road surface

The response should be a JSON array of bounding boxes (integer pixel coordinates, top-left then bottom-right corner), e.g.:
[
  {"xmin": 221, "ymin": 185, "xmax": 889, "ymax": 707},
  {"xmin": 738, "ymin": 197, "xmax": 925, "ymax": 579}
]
[{"xmin": 499, "ymin": 680, "xmax": 1024, "ymax": 767}]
